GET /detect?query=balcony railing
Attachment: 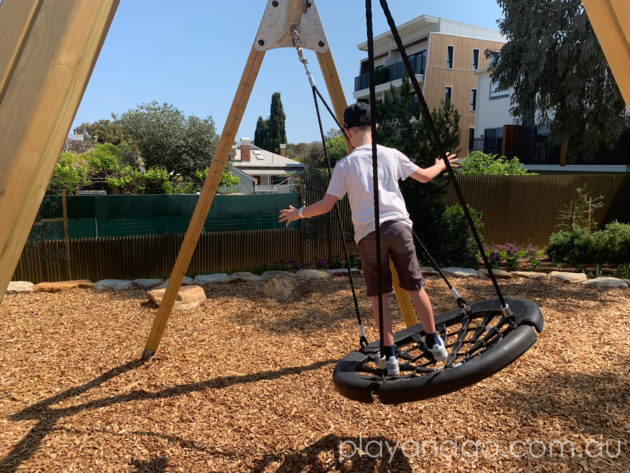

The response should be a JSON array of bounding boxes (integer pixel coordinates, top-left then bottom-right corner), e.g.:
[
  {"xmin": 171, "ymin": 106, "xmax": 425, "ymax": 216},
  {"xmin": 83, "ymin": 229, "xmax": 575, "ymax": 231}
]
[{"xmin": 354, "ymin": 54, "xmax": 426, "ymax": 92}]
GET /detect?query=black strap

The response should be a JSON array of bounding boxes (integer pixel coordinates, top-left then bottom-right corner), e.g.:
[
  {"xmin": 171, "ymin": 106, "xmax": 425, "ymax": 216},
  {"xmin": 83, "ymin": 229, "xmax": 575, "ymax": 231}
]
[
  {"xmin": 365, "ymin": 0, "xmax": 386, "ymax": 355},
  {"xmin": 310, "ymin": 87, "xmax": 367, "ymax": 348}
]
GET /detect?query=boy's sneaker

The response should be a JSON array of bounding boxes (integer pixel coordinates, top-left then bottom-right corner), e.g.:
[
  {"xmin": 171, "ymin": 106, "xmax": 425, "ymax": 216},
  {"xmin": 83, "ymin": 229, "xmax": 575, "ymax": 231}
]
[
  {"xmin": 428, "ymin": 335, "xmax": 448, "ymax": 361},
  {"xmin": 385, "ymin": 356, "xmax": 400, "ymax": 376}
]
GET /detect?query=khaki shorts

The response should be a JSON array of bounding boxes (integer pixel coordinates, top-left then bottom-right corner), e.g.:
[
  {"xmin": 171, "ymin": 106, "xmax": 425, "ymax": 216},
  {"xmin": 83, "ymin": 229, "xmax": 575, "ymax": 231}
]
[{"xmin": 358, "ymin": 220, "xmax": 425, "ymax": 297}]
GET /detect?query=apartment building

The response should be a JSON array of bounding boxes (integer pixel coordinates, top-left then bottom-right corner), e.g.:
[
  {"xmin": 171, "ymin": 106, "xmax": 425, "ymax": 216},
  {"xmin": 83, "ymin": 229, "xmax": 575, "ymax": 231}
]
[{"xmin": 353, "ymin": 15, "xmax": 505, "ymax": 155}]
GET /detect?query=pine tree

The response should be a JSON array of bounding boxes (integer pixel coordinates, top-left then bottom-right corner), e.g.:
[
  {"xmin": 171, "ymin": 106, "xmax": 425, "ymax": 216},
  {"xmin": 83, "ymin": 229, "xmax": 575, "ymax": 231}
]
[
  {"xmin": 254, "ymin": 116, "xmax": 267, "ymax": 148},
  {"xmin": 254, "ymin": 93, "xmax": 287, "ymax": 153},
  {"xmin": 267, "ymin": 92, "xmax": 287, "ymax": 154}
]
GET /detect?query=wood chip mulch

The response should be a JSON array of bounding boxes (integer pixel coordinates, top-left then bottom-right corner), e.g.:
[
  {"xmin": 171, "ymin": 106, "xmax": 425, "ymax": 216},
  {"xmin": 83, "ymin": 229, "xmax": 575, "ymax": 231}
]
[{"xmin": 0, "ymin": 275, "xmax": 628, "ymax": 472}]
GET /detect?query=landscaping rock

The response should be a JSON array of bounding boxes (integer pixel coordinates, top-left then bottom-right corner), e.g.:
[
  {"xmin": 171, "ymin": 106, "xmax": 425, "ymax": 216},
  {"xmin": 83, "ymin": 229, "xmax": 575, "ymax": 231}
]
[
  {"xmin": 133, "ymin": 279, "xmax": 164, "ymax": 290},
  {"xmin": 325, "ymin": 268, "xmax": 361, "ymax": 277},
  {"xmin": 230, "ymin": 272, "xmax": 263, "ymax": 282},
  {"xmin": 550, "ymin": 271, "xmax": 587, "ymax": 284},
  {"xmin": 34, "ymin": 280, "xmax": 95, "ymax": 292},
  {"xmin": 296, "ymin": 269, "xmax": 330, "ymax": 280},
  {"xmin": 440, "ymin": 267, "xmax": 480, "ymax": 278},
  {"xmin": 263, "ymin": 276, "xmax": 303, "ymax": 301},
  {"xmin": 511, "ymin": 271, "xmax": 549, "ymax": 281},
  {"xmin": 419, "ymin": 266, "xmax": 439, "ymax": 277},
  {"xmin": 479, "ymin": 268, "xmax": 512, "ymax": 279},
  {"xmin": 261, "ymin": 270, "xmax": 294, "ymax": 280},
  {"xmin": 6, "ymin": 281, "xmax": 34, "ymax": 294},
  {"xmin": 165, "ymin": 276, "xmax": 195, "ymax": 286},
  {"xmin": 95, "ymin": 279, "xmax": 134, "ymax": 292},
  {"xmin": 582, "ymin": 277, "xmax": 628, "ymax": 289},
  {"xmin": 147, "ymin": 284, "xmax": 206, "ymax": 310},
  {"xmin": 194, "ymin": 273, "xmax": 235, "ymax": 285},
  {"xmin": 625, "ymin": 279, "xmax": 630, "ymax": 286}
]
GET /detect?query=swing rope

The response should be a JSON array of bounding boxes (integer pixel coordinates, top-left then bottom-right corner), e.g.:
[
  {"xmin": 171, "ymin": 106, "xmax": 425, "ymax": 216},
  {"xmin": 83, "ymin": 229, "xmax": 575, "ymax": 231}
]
[
  {"xmin": 365, "ymin": 0, "xmax": 386, "ymax": 356},
  {"xmin": 292, "ymin": 28, "xmax": 368, "ymax": 348}
]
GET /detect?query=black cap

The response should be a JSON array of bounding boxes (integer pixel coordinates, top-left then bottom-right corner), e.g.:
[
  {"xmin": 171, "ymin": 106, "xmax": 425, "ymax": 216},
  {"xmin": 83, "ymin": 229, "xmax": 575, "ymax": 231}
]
[{"xmin": 343, "ymin": 102, "xmax": 371, "ymax": 128}]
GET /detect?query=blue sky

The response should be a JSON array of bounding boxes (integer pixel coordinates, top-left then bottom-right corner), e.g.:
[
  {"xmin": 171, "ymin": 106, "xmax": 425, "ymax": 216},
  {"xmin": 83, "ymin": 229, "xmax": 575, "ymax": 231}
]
[{"xmin": 72, "ymin": 0, "xmax": 504, "ymax": 144}]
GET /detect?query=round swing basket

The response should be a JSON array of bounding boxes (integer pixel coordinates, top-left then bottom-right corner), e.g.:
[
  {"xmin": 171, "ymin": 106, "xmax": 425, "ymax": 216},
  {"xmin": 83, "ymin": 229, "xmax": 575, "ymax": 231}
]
[{"xmin": 333, "ymin": 297, "xmax": 544, "ymax": 404}]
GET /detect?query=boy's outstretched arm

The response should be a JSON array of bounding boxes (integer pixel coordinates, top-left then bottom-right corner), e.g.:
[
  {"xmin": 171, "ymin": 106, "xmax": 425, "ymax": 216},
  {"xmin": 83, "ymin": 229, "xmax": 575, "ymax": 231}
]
[
  {"xmin": 411, "ymin": 152, "xmax": 459, "ymax": 183},
  {"xmin": 279, "ymin": 194, "xmax": 339, "ymax": 227}
]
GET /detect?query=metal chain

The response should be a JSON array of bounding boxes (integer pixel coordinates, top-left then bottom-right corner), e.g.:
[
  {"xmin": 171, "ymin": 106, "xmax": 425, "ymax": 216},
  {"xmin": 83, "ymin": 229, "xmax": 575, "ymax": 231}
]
[{"xmin": 292, "ymin": 28, "xmax": 316, "ymax": 88}]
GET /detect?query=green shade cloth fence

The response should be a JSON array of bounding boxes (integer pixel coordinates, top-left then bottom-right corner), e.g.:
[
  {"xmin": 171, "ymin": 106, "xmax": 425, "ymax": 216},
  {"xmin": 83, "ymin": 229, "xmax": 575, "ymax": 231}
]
[{"xmin": 29, "ymin": 193, "xmax": 300, "ymax": 241}]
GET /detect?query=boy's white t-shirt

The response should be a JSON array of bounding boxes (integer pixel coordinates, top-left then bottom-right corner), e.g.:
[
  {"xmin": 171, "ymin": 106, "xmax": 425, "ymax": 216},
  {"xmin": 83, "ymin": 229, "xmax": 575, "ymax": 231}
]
[{"xmin": 326, "ymin": 144, "xmax": 419, "ymax": 243}]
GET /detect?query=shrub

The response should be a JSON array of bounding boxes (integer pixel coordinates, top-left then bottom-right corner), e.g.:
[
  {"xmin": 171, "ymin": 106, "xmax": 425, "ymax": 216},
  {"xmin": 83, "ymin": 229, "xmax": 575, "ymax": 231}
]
[
  {"xmin": 458, "ymin": 151, "xmax": 535, "ymax": 175},
  {"xmin": 48, "ymin": 153, "xmax": 90, "ymax": 194},
  {"xmin": 597, "ymin": 221, "xmax": 630, "ymax": 263},
  {"xmin": 545, "ymin": 221, "xmax": 630, "ymax": 264},
  {"xmin": 437, "ymin": 205, "xmax": 484, "ymax": 267}
]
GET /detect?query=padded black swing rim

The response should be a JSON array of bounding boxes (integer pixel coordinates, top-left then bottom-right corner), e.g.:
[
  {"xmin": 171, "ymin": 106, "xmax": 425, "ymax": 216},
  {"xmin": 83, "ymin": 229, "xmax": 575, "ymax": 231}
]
[{"xmin": 333, "ymin": 297, "xmax": 544, "ymax": 404}]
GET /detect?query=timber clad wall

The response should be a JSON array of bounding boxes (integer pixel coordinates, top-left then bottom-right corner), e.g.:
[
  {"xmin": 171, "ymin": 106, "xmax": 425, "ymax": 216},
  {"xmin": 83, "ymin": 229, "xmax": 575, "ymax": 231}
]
[
  {"xmin": 424, "ymin": 34, "xmax": 505, "ymax": 154},
  {"xmin": 12, "ymin": 174, "xmax": 630, "ymax": 283}
]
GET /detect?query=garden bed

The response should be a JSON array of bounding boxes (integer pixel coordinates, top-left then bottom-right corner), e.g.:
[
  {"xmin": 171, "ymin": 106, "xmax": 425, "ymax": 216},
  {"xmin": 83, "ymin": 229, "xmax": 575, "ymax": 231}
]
[{"xmin": 0, "ymin": 275, "xmax": 628, "ymax": 472}]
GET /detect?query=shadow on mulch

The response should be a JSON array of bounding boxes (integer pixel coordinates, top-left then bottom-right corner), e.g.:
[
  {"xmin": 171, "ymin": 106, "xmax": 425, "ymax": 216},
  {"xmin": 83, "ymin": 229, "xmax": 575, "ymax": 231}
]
[
  {"xmin": 250, "ymin": 433, "xmax": 413, "ymax": 472},
  {"xmin": 131, "ymin": 456, "xmax": 168, "ymax": 473},
  {"xmin": 0, "ymin": 358, "xmax": 336, "ymax": 473},
  {"xmin": 503, "ymin": 371, "xmax": 630, "ymax": 439},
  {"xmin": 455, "ymin": 278, "xmax": 625, "ymax": 305}
]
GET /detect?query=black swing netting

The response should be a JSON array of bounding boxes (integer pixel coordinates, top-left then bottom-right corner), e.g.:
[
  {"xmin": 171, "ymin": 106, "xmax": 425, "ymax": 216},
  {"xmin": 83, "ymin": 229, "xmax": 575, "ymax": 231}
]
[{"xmin": 357, "ymin": 309, "xmax": 514, "ymax": 379}]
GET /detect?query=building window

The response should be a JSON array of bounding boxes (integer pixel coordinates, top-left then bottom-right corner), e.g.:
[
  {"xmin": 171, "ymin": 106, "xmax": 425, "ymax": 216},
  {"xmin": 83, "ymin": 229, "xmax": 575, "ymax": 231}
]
[
  {"xmin": 445, "ymin": 86, "xmax": 452, "ymax": 105},
  {"xmin": 472, "ymin": 49, "xmax": 479, "ymax": 70},
  {"xmin": 489, "ymin": 80, "xmax": 509, "ymax": 99},
  {"xmin": 446, "ymin": 46, "xmax": 454, "ymax": 69},
  {"xmin": 468, "ymin": 128, "xmax": 475, "ymax": 151},
  {"xmin": 470, "ymin": 89, "xmax": 477, "ymax": 111},
  {"xmin": 409, "ymin": 50, "xmax": 427, "ymax": 75}
]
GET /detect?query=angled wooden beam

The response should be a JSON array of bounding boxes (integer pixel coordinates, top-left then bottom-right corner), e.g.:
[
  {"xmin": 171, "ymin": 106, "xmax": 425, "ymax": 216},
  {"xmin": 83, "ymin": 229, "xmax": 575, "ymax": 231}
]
[
  {"xmin": 583, "ymin": 0, "xmax": 630, "ymax": 108},
  {"xmin": 0, "ymin": 0, "xmax": 119, "ymax": 301},
  {"xmin": 142, "ymin": 46, "xmax": 265, "ymax": 359}
]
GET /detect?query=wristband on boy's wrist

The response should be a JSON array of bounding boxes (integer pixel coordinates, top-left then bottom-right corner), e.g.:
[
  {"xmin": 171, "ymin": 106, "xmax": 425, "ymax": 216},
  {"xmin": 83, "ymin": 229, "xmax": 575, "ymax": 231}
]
[{"xmin": 298, "ymin": 207, "xmax": 304, "ymax": 218}]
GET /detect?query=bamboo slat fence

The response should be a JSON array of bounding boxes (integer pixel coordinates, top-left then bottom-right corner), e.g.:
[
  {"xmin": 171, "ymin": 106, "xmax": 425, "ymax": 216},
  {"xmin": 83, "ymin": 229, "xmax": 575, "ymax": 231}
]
[
  {"xmin": 444, "ymin": 174, "xmax": 630, "ymax": 246},
  {"xmin": 11, "ymin": 173, "xmax": 630, "ymax": 283}
]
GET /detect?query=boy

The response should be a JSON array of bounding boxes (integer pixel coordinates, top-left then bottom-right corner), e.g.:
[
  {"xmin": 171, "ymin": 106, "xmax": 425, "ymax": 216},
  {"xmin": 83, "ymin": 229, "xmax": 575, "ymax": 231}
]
[{"xmin": 279, "ymin": 102, "xmax": 458, "ymax": 375}]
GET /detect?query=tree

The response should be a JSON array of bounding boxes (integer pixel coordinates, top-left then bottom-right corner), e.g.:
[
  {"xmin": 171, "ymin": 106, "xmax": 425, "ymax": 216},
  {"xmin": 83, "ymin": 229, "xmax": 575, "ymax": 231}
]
[
  {"xmin": 491, "ymin": 0, "xmax": 626, "ymax": 161},
  {"xmin": 375, "ymin": 77, "xmax": 463, "ymax": 265},
  {"xmin": 48, "ymin": 153, "xmax": 91, "ymax": 195},
  {"xmin": 117, "ymin": 101, "xmax": 219, "ymax": 177},
  {"xmin": 557, "ymin": 184, "xmax": 605, "ymax": 234},
  {"xmin": 254, "ymin": 116, "xmax": 267, "ymax": 149},
  {"xmin": 254, "ymin": 92, "xmax": 287, "ymax": 153},
  {"xmin": 376, "ymin": 77, "xmax": 461, "ymax": 165},
  {"xmin": 268, "ymin": 92, "xmax": 287, "ymax": 153},
  {"xmin": 74, "ymin": 118, "xmax": 130, "ymax": 147},
  {"xmin": 325, "ymin": 136, "xmax": 347, "ymax": 168}
]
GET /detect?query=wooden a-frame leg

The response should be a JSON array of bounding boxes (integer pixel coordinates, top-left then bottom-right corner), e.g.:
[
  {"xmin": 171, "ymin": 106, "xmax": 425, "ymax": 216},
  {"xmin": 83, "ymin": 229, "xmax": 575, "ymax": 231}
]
[
  {"xmin": 0, "ymin": 0, "xmax": 119, "ymax": 301},
  {"xmin": 316, "ymin": 50, "xmax": 419, "ymax": 328},
  {"xmin": 582, "ymin": 0, "xmax": 630, "ymax": 109},
  {"xmin": 141, "ymin": 46, "xmax": 265, "ymax": 360}
]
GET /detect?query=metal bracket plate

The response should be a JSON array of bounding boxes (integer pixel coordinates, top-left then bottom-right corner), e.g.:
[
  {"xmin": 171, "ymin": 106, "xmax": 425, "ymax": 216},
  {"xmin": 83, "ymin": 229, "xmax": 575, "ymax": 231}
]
[{"xmin": 254, "ymin": 0, "xmax": 329, "ymax": 53}]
